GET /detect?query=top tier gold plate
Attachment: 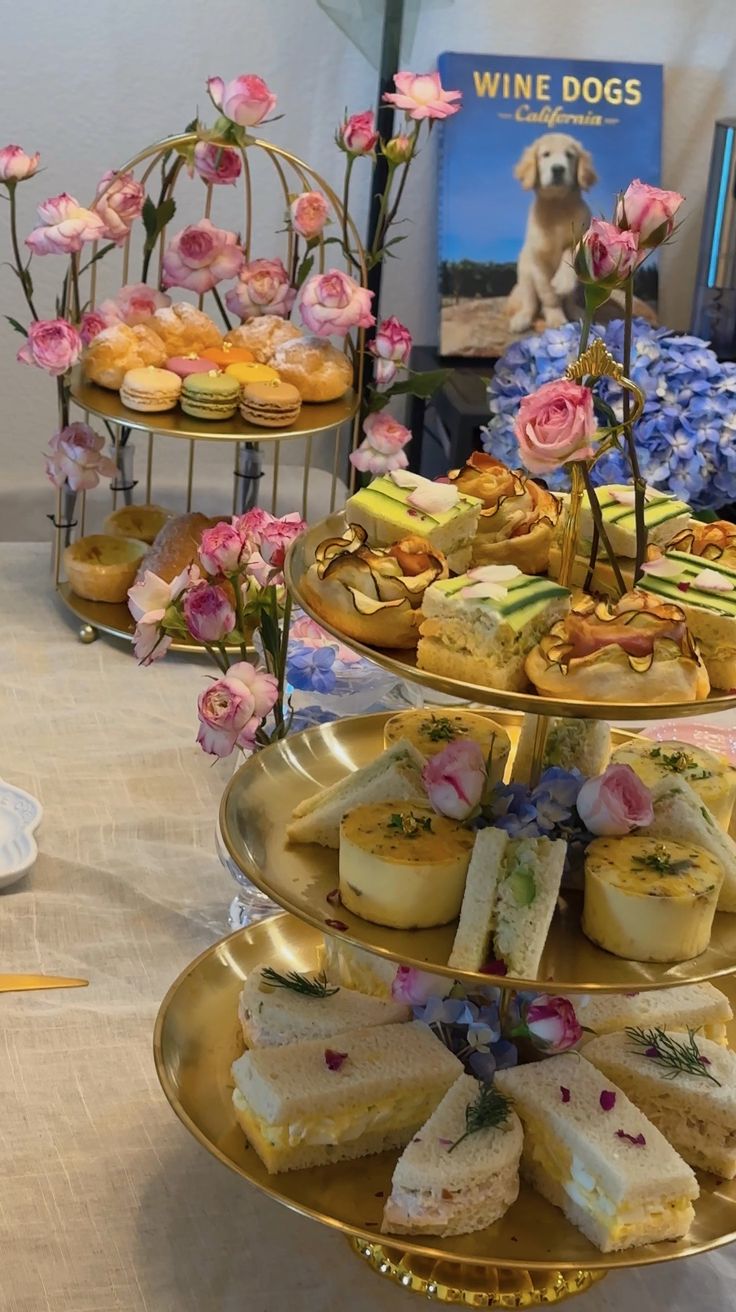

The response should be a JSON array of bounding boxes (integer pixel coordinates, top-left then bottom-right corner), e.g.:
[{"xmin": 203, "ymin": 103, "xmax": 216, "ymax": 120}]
[
  {"xmin": 219, "ymin": 711, "xmax": 736, "ymax": 993},
  {"xmin": 70, "ymin": 371, "xmax": 358, "ymax": 443},
  {"xmin": 285, "ymin": 514, "xmax": 736, "ymax": 722}
]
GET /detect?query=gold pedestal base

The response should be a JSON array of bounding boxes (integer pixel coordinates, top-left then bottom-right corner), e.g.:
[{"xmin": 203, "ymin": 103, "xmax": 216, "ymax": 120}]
[{"xmin": 351, "ymin": 1238, "xmax": 607, "ymax": 1307}]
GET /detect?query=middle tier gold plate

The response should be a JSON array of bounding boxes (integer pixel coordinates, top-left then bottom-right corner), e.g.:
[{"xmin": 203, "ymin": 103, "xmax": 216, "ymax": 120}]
[{"xmin": 219, "ymin": 711, "xmax": 736, "ymax": 993}]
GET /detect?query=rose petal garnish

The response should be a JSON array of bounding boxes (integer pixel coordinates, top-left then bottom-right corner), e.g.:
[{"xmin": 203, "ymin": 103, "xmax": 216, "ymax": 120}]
[
  {"xmin": 325, "ymin": 918, "xmax": 348, "ymax": 931},
  {"xmin": 460, "ymin": 581, "xmax": 508, "ymax": 601},
  {"xmin": 324, "ymin": 1048, "xmax": 348, "ymax": 1071},
  {"xmin": 560, "ymin": 1086, "xmax": 571, "ymax": 1103},
  {"xmin": 480, "ymin": 959, "xmax": 508, "ymax": 976},
  {"xmin": 466, "ymin": 564, "xmax": 523, "ymax": 583},
  {"xmin": 616, "ymin": 1129, "xmax": 646, "ymax": 1146},
  {"xmin": 389, "ymin": 469, "xmax": 424, "ymax": 489},
  {"xmin": 326, "ymin": 888, "xmax": 342, "ymax": 906},
  {"xmin": 699, "ymin": 1055, "xmax": 712, "ymax": 1067},
  {"xmin": 608, "ymin": 487, "xmax": 637, "ymax": 507},
  {"xmin": 693, "ymin": 568, "xmax": 735, "ymax": 593},
  {"xmin": 640, "ymin": 557, "xmax": 682, "ymax": 578},
  {"xmin": 407, "ymin": 483, "xmax": 459, "ymax": 515},
  {"xmin": 677, "ymin": 581, "xmax": 691, "ymax": 592},
  {"xmin": 645, "ymin": 1046, "xmax": 659, "ymax": 1059},
  {"xmin": 600, "ymin": 1090, "xmax": 616, "ymax": 1111},
  {"xmin": 438, "ymin": 1137, "xmax": 453, "ymax": 1147}
]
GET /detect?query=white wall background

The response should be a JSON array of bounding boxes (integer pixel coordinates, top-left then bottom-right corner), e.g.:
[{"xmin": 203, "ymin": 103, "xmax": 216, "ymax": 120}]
[{"xmin": 1, "ymin": 0, "xmax": 735, "ymax": 533}]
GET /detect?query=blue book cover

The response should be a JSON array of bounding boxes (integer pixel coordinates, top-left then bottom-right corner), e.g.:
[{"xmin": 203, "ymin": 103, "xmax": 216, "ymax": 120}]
[{"xmin": 437, "ymin": 52, "xmax": 663, "ymax": 358}]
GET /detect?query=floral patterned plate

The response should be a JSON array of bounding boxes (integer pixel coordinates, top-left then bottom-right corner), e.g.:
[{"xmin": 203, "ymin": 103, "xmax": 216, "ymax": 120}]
[{"xmin": 0, "ymin": 780, "xmax": 42, "ymax": 889}]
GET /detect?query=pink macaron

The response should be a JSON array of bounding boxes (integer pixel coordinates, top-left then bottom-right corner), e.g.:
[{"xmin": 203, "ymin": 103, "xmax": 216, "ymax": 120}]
[{"xmin": 165, "ymin": 354, "xmax": 221, "ymax": 378}]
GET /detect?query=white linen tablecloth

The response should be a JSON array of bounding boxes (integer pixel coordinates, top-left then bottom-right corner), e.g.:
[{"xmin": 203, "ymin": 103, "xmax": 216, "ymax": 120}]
[{"xmin": 1, "ymin": 544, "xmax": 735, "ymax": 1312}]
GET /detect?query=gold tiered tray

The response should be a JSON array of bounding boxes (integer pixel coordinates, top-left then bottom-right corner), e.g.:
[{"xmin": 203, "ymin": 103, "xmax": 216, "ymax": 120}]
[
  {"xmin": 285, "ymin": 514, "xmax": 736, "ymax": 722},
  {"xmin": 219, "ymin": 710, "xmax": 736, "ymax": 992},
  {"xmin": 154, "ymin": 913, "xmax": 736, "ymax": 1307}
]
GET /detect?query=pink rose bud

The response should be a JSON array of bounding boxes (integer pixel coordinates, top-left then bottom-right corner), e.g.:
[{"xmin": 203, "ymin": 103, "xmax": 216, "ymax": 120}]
[
  {"xmin": 373, "ymin": 356, "xmax": 397, "ymax": 389},
  {"xmin": 383, "ymin": 70, "xmax": 462, "ymax": 121},
  {"xmin": 525, "ymin": 997, "xmax": 582, "ymax": 1054},
  {"xmin": 339, "ymin": 110, "xmax": 379, "ymax": 156},
  {"xmin": 422, "ymin": 739, "xmax": 486, "ymax": 820},
  {"xmin": 162, "ymin": 218, "xmax": 244, "ymax": 294},
  {"xmin": 97, "ymin": 282, "xmax": 172, "ymax": 327},
  {"xmin": 383, "ymin": 133, "xmax": 414, "ymax": 164},
  {"xmin": 44, "ymin": 422, "xmax": 116, "ymax": 492},
  {"xmin": 225, "ymin": 257, "xmax": 295, "ymax": 321},
  {"xmin": 574, "ymin": 219, "xmax": 640, "ymax": 286},
  {"xmin": 259, "ymin": 511, "xmax": 307, "ymax": 571},
  {"xmin": 0, "ymin": 144, "xmax": 41, "ymax": 182},
  {"xmin": 372, "ymin": 315, "xmax": 412, "ymax": 364},
  {"xmin": 615, "ymin": 179, "xmax": 685, "ymax": 248},
  {"xmin": 576, "ymin": 764, "xmax": 654, "ymax": 836},
  {"xmin": 26, "ymin": 193, "xmax": 106, "ymax": 255},
  {"xmin": 192, "ymin": 141, "xmax": 242, "ymax": 186},
  {"xmin": 206, "ymin": 74, "xmax": 277, "ymax": 127},
  {"xmin": 17, "ymin": 318, "xmax": 82, "ymax": 376},
  {"xmin": 79, "ymin": 309, "xmax": 110, "ymax": 345},
  {"xmin": 297, "ymin": 269, "xmax": 374, "ymax": 337},
  {"xmin": 390, "ymin": 965, "xmax": 443, "ymax": 1005},
  {"xmin": 349, "ymin": 411, "xmax": 411, "ymax": 474},
  {"xmin": 94, "ymin": 170, "xmax": 145, "ymax": 244},
  {"xmin": 289, "ymin": 190, "xmax": 330, "ymax": 240},
  {"xmin": 199, "ymin": 520, "xmax": 248, "ymax": 574},
  {"xmin": 196, "ymin": 660, "xmax": 278, "ymax": 757},
  {"xmin": 183, "ymin": 582, "xmax": 237, "ymax": 643},
  {"xmin": 514, "ymin": 379, "xmax": 597, "ymax": 477}
]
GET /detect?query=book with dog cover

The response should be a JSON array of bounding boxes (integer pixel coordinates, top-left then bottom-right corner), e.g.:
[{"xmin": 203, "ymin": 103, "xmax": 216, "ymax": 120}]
[{"xmin": 437, "ymin": 52, "xmax": 663, "ymax": 359}]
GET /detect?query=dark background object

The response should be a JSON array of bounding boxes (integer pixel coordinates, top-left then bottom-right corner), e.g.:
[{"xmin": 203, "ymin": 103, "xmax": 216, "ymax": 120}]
[{"xmin": 691, "ymin": 118, "xmax": 736, "ymax": 361}]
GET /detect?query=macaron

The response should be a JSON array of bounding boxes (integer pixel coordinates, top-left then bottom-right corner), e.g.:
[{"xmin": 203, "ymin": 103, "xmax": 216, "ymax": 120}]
[
  {"xmin": 225, "ymin": 361, "xmax": 280, "ymax": 388},
  {"xmin": 240, "ymin": 380, "xmax": 302, "ymax": 428},
  {"xmin": 165, "ymin": 354, "xmax": 221, "ymax": 378},
  {"xmin": 120, "ymin": 367, "xmax": 182, "ymax": 412},
  {"xmin": 180, "ymin": 370, "xmax": 240, "ymax": 420},
  {"xmin": 207, "ymin": 345, "xmax": 255, "ymax": 367}
]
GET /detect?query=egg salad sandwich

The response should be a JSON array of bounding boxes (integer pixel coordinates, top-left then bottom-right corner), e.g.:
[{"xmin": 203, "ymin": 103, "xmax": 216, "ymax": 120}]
[
  {"xmin": 572, "ymin": 982, "xmax": 733, "ymax": 1048},
  {"xmin": 610, "ymin": 736, "xmax": 736, "ymax": 831},
  {"xmin": 638, "ymin": 774, "xmax": 736, "ymax": 912},
  {"xmin": 238, "ymin": 966, "xmax": 410, "ymax": 1048},
  {"xmin": 382, "ymin": 1074, "xmax": 523, "ymax": 1236},
  {"xmin": 495, "ymin": 1053, "xmax": 699, "ymax": 1252},
  {"xmin": 584, "ymin": 1028, "xmax": 736, "ymax": 1178},
  {"xmin": 512, "ymin": 715, "xmax": 611, "ymax": 786},
  {"xmin": 286, "ymin": 739, "xmax": 426, "ymax": 848},
  {"xmin": 317, "ymin": 937, "xmax": 447, "ymax": 1000},
  {"xmin": 448, "ymin": 828, "xmax": 566, "ymax": 977},
  {"xmin": 231, "ymin": 1020, "xmax": 462, "ymax": 1174}
]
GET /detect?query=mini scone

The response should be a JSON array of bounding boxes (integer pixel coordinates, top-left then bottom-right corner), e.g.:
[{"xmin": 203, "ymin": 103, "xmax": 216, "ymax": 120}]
[
  {"xmin": 339, "ymin": 802, "xmax": 475, "ymax": 928},
  {"xmin": 525, "ymin": 591, "xmax": 710, "ymax": 704},
  {"xmin": 240, "ymin": 381, "xmax": 302, "ymax": 428},
  {"xmin": 268, "ymin": 336, "xmax": 352, "ymax": 402},
  {"xmin": 346, "ymin": 470, "xmax": 482, "ymax": 574},
  {"xmin": 448, "ymin": 452, "xmax": 561, "ymax": 574},
  {"xmin": 225, "ymin": 361, "xmax": 281, "ymax": 388},
  {"xmin": 582, "ymin": 835, "xmax": 723, "ymax": 962},
  {"xmin": 149, "ymin": 303, "xmax": 222, "ymax": 356},
  {"xmin": 301, "ymin": 524, "xmax": 448, "ymax": 650},
  {"xmin": 181, "ymin": 372, "xmax": 240, "ymax": 420},
  {"xmin": 383, "ymin": 709, "xmax": 511, "ymax": 782},
  {"xmin": 224, "ymin": 314, "xmax": 301, "ymax": 362},
  {"xmin": 164, "ymin": 353, "xmax": 220, "ymax": 377},
  {"xmin": 120, "ymin": 367, "xmax": 182, "ymax": 412},
  {"xmin": 103, "ymin": 503, "xmax": 174, "ymax": 545},
  {"xmin": 65, "ymin": 534, "xmax": 148, "ymax": 603},
  {"xmin": 639, "ymin": 550, "xmax": 736, "ymax": 690},
  {"xmin": 417, "ymin": 565, "xmax": 570, "ymax": 692},
  {"xmin": 610, "ymin": 737, "xmax": 736, "ymax": 831},
  {"xmin": 83, "ymin": 322, "xmax": 167, "ymax": 389}
]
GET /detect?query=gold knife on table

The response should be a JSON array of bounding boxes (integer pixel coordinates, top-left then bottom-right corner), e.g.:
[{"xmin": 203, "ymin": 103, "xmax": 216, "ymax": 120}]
[{"xmin": 0, "ymin": 975, "xmax": 89, "ymax": 993}]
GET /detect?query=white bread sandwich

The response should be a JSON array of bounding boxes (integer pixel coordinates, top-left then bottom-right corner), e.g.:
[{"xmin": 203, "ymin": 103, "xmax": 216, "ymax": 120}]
[
  {"xmin": 287, "ymin": 739, "xmax": 426, "ymax": 848},
  {"xmin": 610, "ymin": 736, "xmax": 736, "ymax": 831},
  {"xmin": 238, "ymin": 966, "xmax": 409, "ymax": 1047},
  {"xmin": 231, "ymin": 1020, "xmax": 462, "ymax": 1174},
  {"xmin": 317, "ymin": 936, "xmax": 447, "ymax": 1001},
  {"xmin": 448, "ymin": 829, "xmax": 566, "ymax": 977},
  {"xmin": 571, "ymin": 982, "xmax": 733, "ymax": 1048},
  {"xmin": 638, "ymin": 774, "xmax": 736, "ymax": 912},
  {"xmin": 495, "ymin": 1053, "xmax": 699, "ymax": 1252},
  {"xmin": 512, "ymin": 715, "xmax": 611, "ymax": 786},
  {"xmin": 345, "ymin": 470, "xmax": 482, "ymax": 573},
  {"xmin": 382, "ymin": 1074, "xmax": 523, "ymax": 1236},
  {"xmin": 639, "ymin": 549, "xmax": 736, "ymax": 690},
  {"xmin": 584, "ymin": 1028, "xmax": 736, "ymax": 1179}
]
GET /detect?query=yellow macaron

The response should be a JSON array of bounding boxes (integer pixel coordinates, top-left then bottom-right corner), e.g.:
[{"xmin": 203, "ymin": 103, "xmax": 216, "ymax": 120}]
[{"xmin": 225, "ymin": 362, "xmax": 280, "ymax": 387}]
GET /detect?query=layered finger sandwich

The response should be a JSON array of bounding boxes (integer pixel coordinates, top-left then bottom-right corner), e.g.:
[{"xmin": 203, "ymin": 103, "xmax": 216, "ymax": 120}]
[{"xmin": 238, "ymin": 966, "xmax": 409, "ymax": 1048}]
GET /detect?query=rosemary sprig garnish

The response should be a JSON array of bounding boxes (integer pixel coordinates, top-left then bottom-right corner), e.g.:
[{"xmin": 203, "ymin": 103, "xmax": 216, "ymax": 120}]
[
  {"xmin": 421, "ymin": 714, "xmax": 466, "ymax": 743},
  {"xmin": 260, "ymin": 967, "xmax": 339, "ymax": 998},
  {"xmin": 448, "ymin": 1084, "xmax": 512, "ymax": 1152},
  {"xmin": 625, "ymin": 1026, "xmax": 721, "ymax": 1086}
]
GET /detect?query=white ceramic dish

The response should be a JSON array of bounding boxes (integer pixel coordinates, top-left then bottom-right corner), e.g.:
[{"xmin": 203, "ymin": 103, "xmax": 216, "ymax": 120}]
[{"xmin": 0, "ymin": 780, "xmax": 42, "ymax": 889}]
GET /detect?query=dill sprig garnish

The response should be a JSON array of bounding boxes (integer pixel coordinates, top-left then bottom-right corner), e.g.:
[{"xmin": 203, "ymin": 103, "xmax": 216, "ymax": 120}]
[
  {"xmin": 631, "ymin": 845, "xmax": 693, "ymax": 876},
  {"xmin": 260, "ymin": 967, "xmax": 339, "ymax": 998},
  {"xmin": 421, "ymin": 714, "xmax": 465, "ymax": 743},
  {"xmin": 625, "ymin": 1026, "xmax": 721, "ymax": 1086},
  {"xmin": 448, "ymin": 1083, "xmax": 512, "ymax": 1152}
]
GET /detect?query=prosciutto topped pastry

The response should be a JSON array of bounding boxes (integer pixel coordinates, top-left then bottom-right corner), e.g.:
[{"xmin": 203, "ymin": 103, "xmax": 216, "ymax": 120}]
[{"xmin": 448, "ymin": 452, "xmax": 561, "ymax": 574}]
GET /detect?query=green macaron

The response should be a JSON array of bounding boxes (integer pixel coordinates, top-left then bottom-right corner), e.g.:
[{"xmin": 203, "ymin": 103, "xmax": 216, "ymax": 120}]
[{"xmin": 181, "ymin": 371, "xmax": 240, "ymax": 420}]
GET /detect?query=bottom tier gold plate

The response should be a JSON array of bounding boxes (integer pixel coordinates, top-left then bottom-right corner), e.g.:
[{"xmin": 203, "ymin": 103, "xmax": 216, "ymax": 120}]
[
  {"xmin": 153, "ymin": 913, "xmax": 736, "ymax": 1308},
  {"xmin": 56, "ymin": 584, "xmax": 249, "ymax": 654}
]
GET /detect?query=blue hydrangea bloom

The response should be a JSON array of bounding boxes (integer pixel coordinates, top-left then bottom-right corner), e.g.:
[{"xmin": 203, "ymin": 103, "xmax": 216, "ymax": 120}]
[{"xmin": 286, "ymin": 643, "xmax": 337, "ymax": 694}]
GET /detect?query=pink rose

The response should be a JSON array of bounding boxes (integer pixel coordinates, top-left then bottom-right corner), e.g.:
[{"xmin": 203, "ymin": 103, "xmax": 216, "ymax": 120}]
[
  {"xmin": 79, "ymin": 309, "xmax": 110, "ymax": 345},
  {"xmin": 350, "ymin": 411, "xmax": 411, "ymax": 475},
  {"xmin": 183, "ymin": 581, "xmax": 236, "ymax": 643},
  {"xmin": 225, "ymin": 257, "xmax": 295, "ymax": 321},
  {"xmin": 422, "ymin": 739, "xmax": 486, "ymax": 820},
  {"xmin": 391, "ymin": 965, "xmax": 441, "ymax": 1006},
  {"xmin": 162, "ymin": 218, "xmax": 244, "ymax": 294},
  {"xmin": 383, "ymin": 71, "xmax": 462, "ymax": 121},
  {"xmin": 98, "ymin": 282, "xmax": 171, "ymax": 326},
  {"xmin": 259, "ymin": 511, "xmax": 307, "ymax": 571},
  {"xmin": 196, "ymin": 660, "xmax": 278, "ymax": 757},
  {"xmin": 233, "ymin": 507, "xmax": 274, "ymax": 549},
  {"xmin": 199, "ymin": 520, "xmax": 248, "ymax": 574},
  {"xmin": 383, "ymin": 134, "xmax": 414, "ymax": 165},
  {"xmin": 524, "ymin": 997, "xmax": 582, "ymax": 1053},
  {"xmin": 616, "ymin": 179, "xmax": 685, "ymax": 248},
  {"xmin": 339, "ymin": 110, "xmax": 378, "ymax": 156},
  {"xmin": 192, "ymin": 141, "xmax": 242, "ymax": 186},
  {"xmin": 26, "ymin": 193, "xmax": 105, "ymax": 255},
  {"xmin": 207, "ymin": 74, "xmax": 277, "ymax": 127},
  {"xmin": 575, "ymin": 219, "xmax": 640, "ymax": 285},
  {"xmin": 94, "ymin": 170, "xmax": 145, "ymax": 244},
  {"xmin": 44, "ymin": 423, "xmax": 116, "ymax": 492},
  {"xmin": 290, "ymin": 191, "xmax": 330, "ymax": 241},
  {"xmin": 576, "ymin": 764, "xmax": 654, "ymax": 836},
  {"xmin": 372, "ymin": 316, "xmax": 412, "ymax": 364},
  {"xmin": 128, "ymin": 565, "xmax": 197, "ymax": 624},
  {"xmin": 298, "ymin": 269, "xmax": 374, "ymax": 337},
  {"xmin": 514, "ymin": 379, "xmax": 597, "ymax": 476},
  {"xmin": 0, "ymin": 144, "xmax": 40, "ymax": 182},
  {"xmin": 17, "ymin": 318, "xmax": 82, "ymax": 375}
]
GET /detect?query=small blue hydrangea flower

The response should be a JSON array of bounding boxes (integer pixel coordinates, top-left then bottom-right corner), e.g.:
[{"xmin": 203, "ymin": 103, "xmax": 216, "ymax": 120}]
[{"xmin": 286, "ymin": 643, "xmax": 336, "ymax": 694}]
